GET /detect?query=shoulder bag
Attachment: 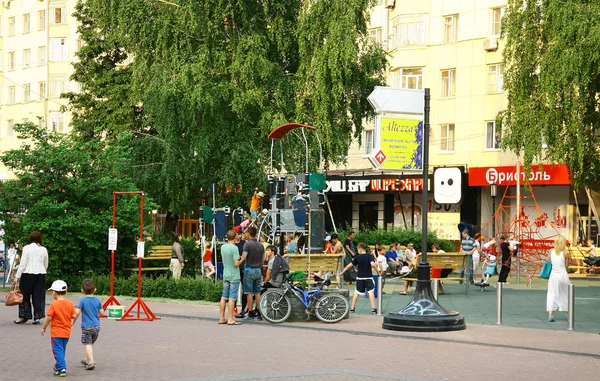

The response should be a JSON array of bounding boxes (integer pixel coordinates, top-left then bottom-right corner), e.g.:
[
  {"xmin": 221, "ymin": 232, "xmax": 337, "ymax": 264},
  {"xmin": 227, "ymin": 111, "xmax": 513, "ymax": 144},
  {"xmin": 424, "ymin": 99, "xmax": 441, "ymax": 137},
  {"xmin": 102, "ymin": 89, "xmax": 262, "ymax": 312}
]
[
  {"xmin": 539, "ymin": 261, "xmax": 552, "ymax": 280},
  {"xmin": 5, "ymin": 284, "xmax": 23, "ymax": 306}
]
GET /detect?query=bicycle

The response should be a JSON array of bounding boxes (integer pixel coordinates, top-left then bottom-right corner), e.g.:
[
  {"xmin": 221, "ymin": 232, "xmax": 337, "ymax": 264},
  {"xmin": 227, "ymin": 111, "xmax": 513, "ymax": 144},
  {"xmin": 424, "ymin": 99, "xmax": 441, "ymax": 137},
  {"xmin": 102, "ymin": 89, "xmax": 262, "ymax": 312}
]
[{"xmin": 259, "ymin": 273, "xmax": 349, "ymax": 324}]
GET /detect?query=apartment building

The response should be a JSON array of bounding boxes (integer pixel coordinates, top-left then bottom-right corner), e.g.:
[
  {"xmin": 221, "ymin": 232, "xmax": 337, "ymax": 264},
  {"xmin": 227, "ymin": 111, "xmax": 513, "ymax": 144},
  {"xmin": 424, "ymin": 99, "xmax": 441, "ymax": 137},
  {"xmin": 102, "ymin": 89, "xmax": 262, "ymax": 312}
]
[
  {"xmin": 0, "ymin": 0, "xmax": 80, "ymax": 179},
  {"xmin": 326, "ymin": 0, "xmax": 582, "ymax": 244}
]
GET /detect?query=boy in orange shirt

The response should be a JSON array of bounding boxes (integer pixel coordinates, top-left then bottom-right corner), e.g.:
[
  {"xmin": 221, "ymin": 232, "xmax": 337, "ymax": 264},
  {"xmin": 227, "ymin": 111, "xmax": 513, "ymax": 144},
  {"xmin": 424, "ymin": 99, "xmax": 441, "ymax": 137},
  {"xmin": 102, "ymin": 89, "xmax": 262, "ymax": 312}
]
[{"xmin": 41, "ymin": 280, "xmax": 76, "ymax": 377}]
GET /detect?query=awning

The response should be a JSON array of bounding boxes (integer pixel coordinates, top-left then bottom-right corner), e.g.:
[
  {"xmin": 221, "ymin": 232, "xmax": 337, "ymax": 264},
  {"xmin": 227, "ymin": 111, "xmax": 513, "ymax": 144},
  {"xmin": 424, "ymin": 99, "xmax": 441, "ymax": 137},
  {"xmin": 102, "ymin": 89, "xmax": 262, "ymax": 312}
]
[{"xmin": 268, "ymin": 123, "xmax": 316, "ymax": 140}]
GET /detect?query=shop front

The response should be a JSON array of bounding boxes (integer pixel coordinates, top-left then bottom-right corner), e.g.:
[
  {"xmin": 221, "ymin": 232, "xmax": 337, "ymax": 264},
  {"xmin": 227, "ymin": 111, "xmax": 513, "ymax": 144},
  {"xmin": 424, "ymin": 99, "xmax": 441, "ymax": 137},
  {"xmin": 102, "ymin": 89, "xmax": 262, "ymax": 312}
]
[
  {"xmin": 324, "ymin": 173, "xmax": 464, "ymax": 240},
  {"xmin": 468, "ymin": 164, "xmax": 577, "ymax": 243}
]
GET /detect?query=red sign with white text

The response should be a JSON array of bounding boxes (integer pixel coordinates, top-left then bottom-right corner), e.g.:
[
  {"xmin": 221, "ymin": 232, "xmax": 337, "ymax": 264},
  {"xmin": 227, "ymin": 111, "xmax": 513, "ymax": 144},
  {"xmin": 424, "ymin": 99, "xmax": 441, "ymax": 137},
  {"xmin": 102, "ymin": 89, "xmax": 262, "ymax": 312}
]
[{"xmin": 468, "ymin": 164, "xmax": 571, "ymax": 186}]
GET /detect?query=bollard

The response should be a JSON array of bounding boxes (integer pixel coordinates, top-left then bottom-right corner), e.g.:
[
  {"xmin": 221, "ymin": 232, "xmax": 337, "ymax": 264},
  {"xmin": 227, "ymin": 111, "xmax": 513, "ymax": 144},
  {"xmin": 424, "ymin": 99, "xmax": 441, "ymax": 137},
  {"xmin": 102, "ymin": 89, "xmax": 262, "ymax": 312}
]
[
  {"xmin": 432, "ymin": 280, "xmax": 438, "ymax": 301},
  {"xmin": 568, "ymin": 284, "xmax": 575, "ymax": 331},
  {"xmin": 377, "ymin": 275, "xmax": 383, "ymax": 316},
  {"xmin": 496, "ymin": 282, "xmax": 503, "ymax": 325},
  {"xmin": 237, "ymin": 282, "xmax": 243, "ymax": 312}
]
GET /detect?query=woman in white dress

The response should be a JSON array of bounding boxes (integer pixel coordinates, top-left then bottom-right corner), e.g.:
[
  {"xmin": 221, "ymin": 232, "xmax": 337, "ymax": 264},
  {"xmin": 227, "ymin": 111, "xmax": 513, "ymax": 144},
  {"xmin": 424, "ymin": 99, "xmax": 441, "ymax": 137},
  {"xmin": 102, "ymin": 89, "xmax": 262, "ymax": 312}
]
[{"xmin": 546, "ymin": 235, "xmax": 571, "ymax": 322}]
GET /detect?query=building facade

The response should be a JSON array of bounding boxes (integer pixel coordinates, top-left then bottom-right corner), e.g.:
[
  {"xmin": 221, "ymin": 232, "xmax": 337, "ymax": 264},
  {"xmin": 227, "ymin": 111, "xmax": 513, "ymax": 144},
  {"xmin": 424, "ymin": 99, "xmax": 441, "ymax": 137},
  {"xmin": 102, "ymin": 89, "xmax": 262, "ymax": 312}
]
[
  {"xmin": 327, "ymin": 0, "xmax": 591, "ymax": 244},
  {"xmin": 0, "ymin": 0, "xmax": 80, "ymax": 179}
]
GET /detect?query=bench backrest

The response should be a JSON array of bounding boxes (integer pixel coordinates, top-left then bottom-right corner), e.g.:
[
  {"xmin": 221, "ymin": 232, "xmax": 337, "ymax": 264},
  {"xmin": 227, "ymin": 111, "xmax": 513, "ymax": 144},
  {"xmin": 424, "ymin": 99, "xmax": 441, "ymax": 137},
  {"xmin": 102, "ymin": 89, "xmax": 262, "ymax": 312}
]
[
  {"xmin": 287, "ymin": 254, "xmax": 344, "ymax": 273},
  {"xmin": 148, "ymin": 246, "xmax": 172, "ymax": 257},
  {"xmin": 416, "ymin": 252, "xmax": 467, "ymax": 269}
]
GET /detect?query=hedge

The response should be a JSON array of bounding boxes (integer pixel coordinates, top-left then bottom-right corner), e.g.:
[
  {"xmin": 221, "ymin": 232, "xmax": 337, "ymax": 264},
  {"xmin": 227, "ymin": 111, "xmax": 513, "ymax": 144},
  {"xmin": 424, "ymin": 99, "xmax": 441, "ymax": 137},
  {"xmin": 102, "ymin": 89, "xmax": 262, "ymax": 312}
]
[
  {"xmin": 336, "ymin": 226, "xmax": 456, "ymax": 252},
  {"xmin": 62, "ymin": 275, "xmax": 222, "ymax": 302}
]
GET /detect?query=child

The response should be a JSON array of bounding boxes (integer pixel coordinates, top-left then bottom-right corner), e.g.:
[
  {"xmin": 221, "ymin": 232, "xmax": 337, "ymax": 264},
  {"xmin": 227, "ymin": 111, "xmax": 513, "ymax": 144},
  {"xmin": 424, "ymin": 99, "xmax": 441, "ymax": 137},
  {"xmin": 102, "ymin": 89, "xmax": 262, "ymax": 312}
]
[
  {"xmin": 376, "ymin": 246, "xmax": 388, "ymax": 294},
  {"xmin": 483, "ymin": 255, "xmax": 497, "ymax": 284},
  {"xmin": 203, "ymin": 242, "xmax": 216, "ymax": 278},
  {"xmin": 73, "ymin": 279, "xmax": 104, "ymax": 370},
  {"xmin": 41, "ymin": 280, "xmax": 76, "ymax": 377},
  {"xmin": 339, "ymin": 242, "xmax": 379, "ymax": 314}
]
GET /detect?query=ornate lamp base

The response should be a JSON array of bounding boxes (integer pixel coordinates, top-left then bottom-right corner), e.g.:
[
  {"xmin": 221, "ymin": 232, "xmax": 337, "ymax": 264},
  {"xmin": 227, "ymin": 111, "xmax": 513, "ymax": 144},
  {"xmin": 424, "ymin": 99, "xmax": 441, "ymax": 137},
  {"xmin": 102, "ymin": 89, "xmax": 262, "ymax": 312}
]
[{"xmin": 382, "ymin": 264, "xmax": 466, "ymax": 332}]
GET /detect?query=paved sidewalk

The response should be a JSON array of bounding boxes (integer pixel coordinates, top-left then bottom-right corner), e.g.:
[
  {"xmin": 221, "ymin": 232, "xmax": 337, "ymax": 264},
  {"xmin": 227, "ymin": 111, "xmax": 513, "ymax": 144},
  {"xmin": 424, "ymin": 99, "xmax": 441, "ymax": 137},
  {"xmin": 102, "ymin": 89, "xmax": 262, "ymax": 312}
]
[{"xmin": 350, "ymin": 275, "xmax": 600, "ymax": 333}]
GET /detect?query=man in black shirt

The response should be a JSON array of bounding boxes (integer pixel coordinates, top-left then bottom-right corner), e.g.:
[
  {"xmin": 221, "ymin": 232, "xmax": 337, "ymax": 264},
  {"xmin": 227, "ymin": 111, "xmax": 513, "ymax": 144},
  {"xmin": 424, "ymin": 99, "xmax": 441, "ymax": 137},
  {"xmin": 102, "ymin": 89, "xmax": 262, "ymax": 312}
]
[
  {"xmin": 344, "ymin": 231, "xmax": 356, "ymax": 257},
  {"xmin": 339, "ymin": 242, "xmax": 378, "ymax": 314},
  {"xmin": 241, "ymin": 226, "xmax": 264, "ymax": 320}
]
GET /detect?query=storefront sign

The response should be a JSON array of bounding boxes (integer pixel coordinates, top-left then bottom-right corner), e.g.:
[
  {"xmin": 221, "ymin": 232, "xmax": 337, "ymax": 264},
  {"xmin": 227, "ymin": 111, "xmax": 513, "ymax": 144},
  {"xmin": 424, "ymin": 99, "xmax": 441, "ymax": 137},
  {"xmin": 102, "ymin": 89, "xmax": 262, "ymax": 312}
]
[
  {"xmin": 325, "ymin": 177, "xmax": 428, "ymax": 193},
  {"xmin": 371, "ymin": 118, "xmax": 423, "ymax": 170},
  {"xmin": 468, "ymin": 164, "xmax": 571, "ymax": 186}
]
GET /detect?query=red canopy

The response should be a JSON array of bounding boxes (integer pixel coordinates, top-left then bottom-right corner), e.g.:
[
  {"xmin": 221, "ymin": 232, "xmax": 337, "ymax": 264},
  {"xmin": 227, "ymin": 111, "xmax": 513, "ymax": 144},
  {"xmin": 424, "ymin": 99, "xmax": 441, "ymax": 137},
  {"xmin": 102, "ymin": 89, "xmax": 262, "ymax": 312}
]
[{"xmin": 268, "ymin": 123, "xmax": 316, "ymax": 140}]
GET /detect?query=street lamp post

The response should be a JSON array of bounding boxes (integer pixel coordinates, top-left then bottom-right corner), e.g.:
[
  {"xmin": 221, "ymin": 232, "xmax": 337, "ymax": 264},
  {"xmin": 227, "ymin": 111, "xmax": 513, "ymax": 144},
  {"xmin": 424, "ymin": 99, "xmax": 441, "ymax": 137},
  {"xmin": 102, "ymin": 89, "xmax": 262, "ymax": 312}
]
[
  {"xmin": 382, "ymin": 88, "xmax": 466, "ymax": 332},
  {"xmin": 491, "ymin": 182, "xmax": 497, "ymax": 238}
]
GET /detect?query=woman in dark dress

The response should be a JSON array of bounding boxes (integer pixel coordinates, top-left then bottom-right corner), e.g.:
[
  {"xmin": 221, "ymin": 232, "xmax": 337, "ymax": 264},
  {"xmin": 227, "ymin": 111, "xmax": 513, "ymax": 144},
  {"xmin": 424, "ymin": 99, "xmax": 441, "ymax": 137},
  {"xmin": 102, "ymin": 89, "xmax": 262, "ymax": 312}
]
[{"xmin": 498, "ymin": 235, "xmax": 513, "ymax": 283}]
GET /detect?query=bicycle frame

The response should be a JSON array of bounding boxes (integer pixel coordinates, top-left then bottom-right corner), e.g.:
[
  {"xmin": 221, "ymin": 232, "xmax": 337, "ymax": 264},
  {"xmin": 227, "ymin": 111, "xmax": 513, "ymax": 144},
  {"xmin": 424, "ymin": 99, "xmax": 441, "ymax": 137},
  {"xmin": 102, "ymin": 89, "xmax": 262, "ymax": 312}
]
[{"xmin": 286, "ymin": 281, "xmax": 325, "ymax": 308}]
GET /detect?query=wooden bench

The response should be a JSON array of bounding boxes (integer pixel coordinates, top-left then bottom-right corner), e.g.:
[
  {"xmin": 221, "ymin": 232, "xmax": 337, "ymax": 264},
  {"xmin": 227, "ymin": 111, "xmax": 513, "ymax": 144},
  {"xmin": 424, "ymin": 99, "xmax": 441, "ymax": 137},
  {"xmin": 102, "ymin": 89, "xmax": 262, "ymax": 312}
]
[
  {"xmin": 568, "ymin": 249, "xmax": 598, "ymax": 274},
  {"xmin": 125, "ymin": 245, "xmax": 172, "ymax": 272},
  {"xmin": 403, "ymin": 252, "xmax": 469, "ymax": 291},
  {"xmin": 286, "ymin": 254, "xmax": 344, "ymax": 287}
]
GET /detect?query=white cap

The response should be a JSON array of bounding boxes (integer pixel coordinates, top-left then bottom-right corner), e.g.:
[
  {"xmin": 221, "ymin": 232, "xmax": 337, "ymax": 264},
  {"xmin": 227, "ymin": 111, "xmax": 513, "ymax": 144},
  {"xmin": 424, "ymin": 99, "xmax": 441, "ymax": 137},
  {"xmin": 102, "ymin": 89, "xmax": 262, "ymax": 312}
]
[
  {"xmin": 489, "ymin": 255, "xmax": 497, "ymax": 261},
  {"xmin": 324, "ymin": 235, "xmax": 331, "ymax": 241},
  {"xmin": 257, "ymin": 191, "xmax": 265, "ymax": 198},
  {"xmin": 400, "ymin": 266, "xmax": 410, "ymax": 274},
  {"xmin": 48, "ymin": 280, "xmax": 68, "ymax": 292}
]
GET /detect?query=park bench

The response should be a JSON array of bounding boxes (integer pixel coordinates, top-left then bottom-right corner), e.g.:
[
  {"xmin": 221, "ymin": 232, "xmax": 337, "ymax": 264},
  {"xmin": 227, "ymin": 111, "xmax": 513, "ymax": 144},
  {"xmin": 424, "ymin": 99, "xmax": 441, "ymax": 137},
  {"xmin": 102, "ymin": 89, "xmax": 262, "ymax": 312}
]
[
  {"xmin": 286, "ymin": 254, "xmax": 344, "ymax": 287},
  {"xmin": 403, "ymin": 252, "xmax": 469, "ymax": 291},
  {"xmin": 568, "ymin": 249, "xmax": 599, "ymax": 274},
  {"xmin": 125, "ymin": 245, "xmax": 172, "ymax": 272}
]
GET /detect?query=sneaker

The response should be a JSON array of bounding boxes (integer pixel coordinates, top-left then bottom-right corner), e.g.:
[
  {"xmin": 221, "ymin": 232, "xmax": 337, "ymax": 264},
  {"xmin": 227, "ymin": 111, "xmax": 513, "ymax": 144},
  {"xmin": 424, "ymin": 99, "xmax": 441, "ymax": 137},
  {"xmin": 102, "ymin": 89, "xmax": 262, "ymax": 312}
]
[
  {"xmin": 350, "ymin": 308, "xmax": 355, "ymax": 313},
  {"xmin": 235, "ymin": 311, "xmax": 247, "ymax": 319},
  {"xmin": 81, "ymin": 360, "xmax": 88, "ymax": 367},
  {"xmin": 372, "ymin": 309, "xmax": 377, "ymax": 314},
  {"xmin": 548, "ymin": 317, "xmax": 555, "ymax": 322},
  {"xmin": 255, "ymin": 312, "xmax": 262, "ymax": 321},
  {"xmin": 53, "ymin": 367, "xmax": 59, "ymax": 376},
  {"xmin": 59, "ymin": 369, "xmax": 66, "ymax": 377},
  {"xmin": 85, "ymin": 362, "xmax": 95, "ymax": 370}
]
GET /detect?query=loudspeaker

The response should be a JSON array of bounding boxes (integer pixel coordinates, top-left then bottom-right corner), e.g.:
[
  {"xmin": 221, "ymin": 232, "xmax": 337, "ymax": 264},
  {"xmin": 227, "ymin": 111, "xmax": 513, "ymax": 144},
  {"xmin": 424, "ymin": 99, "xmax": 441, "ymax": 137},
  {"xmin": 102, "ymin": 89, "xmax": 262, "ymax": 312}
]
[{"xmin": 309, "ymin": 209, "xmax": 326, "ymax": 253}]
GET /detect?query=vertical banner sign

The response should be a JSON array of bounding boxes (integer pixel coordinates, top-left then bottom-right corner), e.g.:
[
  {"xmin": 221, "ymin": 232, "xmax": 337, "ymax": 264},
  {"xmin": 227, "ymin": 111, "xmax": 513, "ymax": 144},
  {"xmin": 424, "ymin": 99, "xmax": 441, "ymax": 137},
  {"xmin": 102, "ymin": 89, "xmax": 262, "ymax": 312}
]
[
  {"xmin": 137, "ymin": 241, "xmax": 145, "ymax": 258},
  {"xmin": 379, "ymin": 118, "xmax": 423, "ymax": 170},
  {"xmin": 108, "ymin": 228, "xmax": 118, "ymax": 251}
]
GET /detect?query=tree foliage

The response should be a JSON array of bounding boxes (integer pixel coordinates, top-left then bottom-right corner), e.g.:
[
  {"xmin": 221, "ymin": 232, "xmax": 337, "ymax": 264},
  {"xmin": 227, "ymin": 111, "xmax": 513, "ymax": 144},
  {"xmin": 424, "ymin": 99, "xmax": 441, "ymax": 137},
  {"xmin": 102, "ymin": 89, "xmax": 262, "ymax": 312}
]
[
  {"xmin": 0, "ymin": 123, "xmax": 152, "ymax": 280},
  {"xmin": 70, "ymin": 0, "xmax": 386, "ymax": 213},
  {"xmin": 500, "ymin": 1, "xmax": 600, "ymax": 186}
]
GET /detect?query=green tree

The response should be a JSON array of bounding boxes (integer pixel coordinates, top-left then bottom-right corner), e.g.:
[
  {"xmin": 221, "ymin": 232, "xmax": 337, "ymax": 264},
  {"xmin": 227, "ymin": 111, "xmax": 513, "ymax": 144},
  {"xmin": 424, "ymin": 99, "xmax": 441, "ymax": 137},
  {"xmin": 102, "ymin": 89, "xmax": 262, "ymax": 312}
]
[
  {"xmin": 0, "ymin": 123, "xmax": 153, "ymax": 280},
  {"xmin": 69, "ymin": 0, "xmax": 386, "ymax": 213},
  {"xmin": 500, "ymin": 1, "xmax": 600, "ymax": 186}
]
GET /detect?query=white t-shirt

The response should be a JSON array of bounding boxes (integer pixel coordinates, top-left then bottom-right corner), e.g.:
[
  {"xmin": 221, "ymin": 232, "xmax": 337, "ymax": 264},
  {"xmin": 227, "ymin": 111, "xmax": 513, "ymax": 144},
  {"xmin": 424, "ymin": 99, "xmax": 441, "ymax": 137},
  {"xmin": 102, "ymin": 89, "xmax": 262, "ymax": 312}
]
[
  {"xmin": 377, "ymin": 255, "xmax": 388, "ymax": 272},
  {"xmin": 404, "ymin": 249, "xmax": 416, "ymax": 262},
  {"xmin": 473, "ymin": 241, "xmax": 481, "ymax": 258}
]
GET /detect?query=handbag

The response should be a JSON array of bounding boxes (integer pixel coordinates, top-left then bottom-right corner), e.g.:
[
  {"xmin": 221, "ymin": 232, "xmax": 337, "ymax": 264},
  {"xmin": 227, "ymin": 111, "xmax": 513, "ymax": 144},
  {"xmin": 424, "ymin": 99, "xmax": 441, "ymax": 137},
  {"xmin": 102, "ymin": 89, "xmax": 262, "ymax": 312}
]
[
  {"xmin": 5, "ymin": 284, "xmax": 23, "ymax": 306},
  {"xmin": 539, "ymin": 261, "xmax": 552, "ymax": 279}
]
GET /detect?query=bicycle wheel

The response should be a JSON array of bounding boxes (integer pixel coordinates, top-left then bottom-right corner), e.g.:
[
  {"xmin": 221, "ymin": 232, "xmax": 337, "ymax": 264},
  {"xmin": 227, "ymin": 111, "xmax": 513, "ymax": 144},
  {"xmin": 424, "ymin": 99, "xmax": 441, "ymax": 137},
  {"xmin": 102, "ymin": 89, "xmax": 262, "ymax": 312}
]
[
  {"xmin": 314, "ymin": 293, "xmax": 349, "ymax": 324},
  {"xmin": 259, "ymin": 290, "xmax": 292, "ymax": 324}
]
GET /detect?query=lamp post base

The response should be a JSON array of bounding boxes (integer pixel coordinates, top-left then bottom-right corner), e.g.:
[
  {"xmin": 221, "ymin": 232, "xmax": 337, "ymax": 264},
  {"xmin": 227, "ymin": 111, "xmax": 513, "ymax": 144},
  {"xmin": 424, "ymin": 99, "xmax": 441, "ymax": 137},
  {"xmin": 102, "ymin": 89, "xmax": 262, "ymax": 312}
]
[{"xmin": 382, "ymin": 264, "xmax": 466, "ymax": 332}]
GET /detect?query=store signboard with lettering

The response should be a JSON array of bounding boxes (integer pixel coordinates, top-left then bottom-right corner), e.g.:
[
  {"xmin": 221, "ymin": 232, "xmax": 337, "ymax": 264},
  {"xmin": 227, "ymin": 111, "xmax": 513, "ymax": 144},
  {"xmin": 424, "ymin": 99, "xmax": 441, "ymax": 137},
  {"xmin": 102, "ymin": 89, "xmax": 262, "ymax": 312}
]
[
  {"xmin": 468, "ymin": 164, "xmax": 571, "ymax": 186},
  {"xmin": 325, "ymin": 177, "xmax": 429, "ymax": 193},
  {"xmin": 370, "ymin": 118, "xmax": 423, "ymax": 170}
]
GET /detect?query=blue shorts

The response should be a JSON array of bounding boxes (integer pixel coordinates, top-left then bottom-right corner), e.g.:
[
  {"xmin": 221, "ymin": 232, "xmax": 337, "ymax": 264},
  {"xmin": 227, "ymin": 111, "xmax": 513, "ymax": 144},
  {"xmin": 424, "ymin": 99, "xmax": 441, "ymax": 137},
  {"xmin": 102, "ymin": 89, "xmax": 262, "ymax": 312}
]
[
  {"xmin": 243, "ymin": 268, "xmax": 262, "ymax": 294},
  {"xmin": 251, "ymin": 210, "xmax": 258, "ymax": 219},
  {"xmin": 222, "ymin": 279, "xmax": 240, "ymax": 300}
]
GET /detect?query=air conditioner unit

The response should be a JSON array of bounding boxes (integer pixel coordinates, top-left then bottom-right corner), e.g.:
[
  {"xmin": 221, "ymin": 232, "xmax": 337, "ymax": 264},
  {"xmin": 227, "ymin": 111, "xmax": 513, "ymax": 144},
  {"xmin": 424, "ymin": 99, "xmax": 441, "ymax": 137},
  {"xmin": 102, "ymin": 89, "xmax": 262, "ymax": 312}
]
[
  {"xmin": 484, "ymin": 37, "xmax": 498, "ymax": 52},
  {"xmin": 385, "ymin": 0, "xmax": 396, "ymax": 9}
]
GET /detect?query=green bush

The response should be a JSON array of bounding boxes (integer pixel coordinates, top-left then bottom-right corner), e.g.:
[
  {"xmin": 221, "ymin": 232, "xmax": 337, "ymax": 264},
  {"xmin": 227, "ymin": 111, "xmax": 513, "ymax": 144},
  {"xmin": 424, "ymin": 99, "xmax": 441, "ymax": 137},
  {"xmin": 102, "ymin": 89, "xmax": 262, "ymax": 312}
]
[
  {"xmin": 337, "ymin": 226, "xmax": 456, "ymax": 252},
  {"xmin": 62, "ymin": 274, "xmax": 222, "ymax": 302}
]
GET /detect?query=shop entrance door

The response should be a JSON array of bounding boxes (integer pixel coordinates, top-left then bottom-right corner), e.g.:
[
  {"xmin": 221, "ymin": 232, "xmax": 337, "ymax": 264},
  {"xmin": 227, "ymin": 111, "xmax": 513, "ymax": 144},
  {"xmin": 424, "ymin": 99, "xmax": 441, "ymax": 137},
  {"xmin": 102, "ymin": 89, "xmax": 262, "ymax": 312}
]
[{"xmin": 359, "ymin": 202, "xmax": 378, "ymax": 230}]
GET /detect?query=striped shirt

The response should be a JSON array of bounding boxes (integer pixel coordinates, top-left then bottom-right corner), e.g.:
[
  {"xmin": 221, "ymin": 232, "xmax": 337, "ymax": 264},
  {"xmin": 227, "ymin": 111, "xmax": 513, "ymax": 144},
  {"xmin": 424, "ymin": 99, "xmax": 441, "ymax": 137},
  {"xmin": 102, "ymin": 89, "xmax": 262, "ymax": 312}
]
[{"xmin": 461, "ymin": 237, "xmax": 475, "ymax": 253}]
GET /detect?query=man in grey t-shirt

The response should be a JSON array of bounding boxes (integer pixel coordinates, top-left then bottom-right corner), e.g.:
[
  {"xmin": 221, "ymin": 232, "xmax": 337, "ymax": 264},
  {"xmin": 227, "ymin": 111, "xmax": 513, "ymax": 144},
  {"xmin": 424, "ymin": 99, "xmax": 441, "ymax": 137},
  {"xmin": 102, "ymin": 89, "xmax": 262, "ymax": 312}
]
[{"xmin": 242, "ymin": 226, "xmax": 265, "ymax": 320}]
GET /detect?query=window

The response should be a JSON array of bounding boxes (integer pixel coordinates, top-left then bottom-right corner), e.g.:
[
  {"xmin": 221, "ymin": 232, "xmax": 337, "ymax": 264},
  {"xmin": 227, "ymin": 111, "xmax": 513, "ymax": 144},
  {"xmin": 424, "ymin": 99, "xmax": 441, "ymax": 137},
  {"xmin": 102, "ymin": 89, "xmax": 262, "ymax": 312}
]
[
  {"xmin": 50, "ymin": 3, "xmax": 66, "ymax": 24},
  {"xmin": 23, "ymin": 14, "xmax": 30, "ymax": 34},
  {"xmin": 76, "ymin": 39, "xmax": 84, "ymax": 53},
  {"xmin": 391, "ymin": 14, "xmax": 426, "ymax": 49},
  {"xmin": 50, "ymin": 112, "xmax": 66, "ymax": 133},
  {"xmin": 9, "ymin": 52, "xmax": 15, "ymax": 71},
  {"xmin": 364, "ymin": 129, "xmax": 374, "ymax": 154},
  {"xmin": 39, "ymin": 82, "xmax": 46, "ymax": 100},
  {"xmin": 7, "ymin": 120, "xmax": 14, "ymax": 138},
  {"xmin": 487, "ymin": 64, "xmax": 504, "ymax": 93},
  {"xmin": 492, "ymin": 7, "xmax": 506, "ymax": 37},
  {"xmin": 392, "ymin": 67, "xmax": 424, "ymax": 89},
  {"xmin": 486, "ymin": 121, "xmax": 502, "ymax": 150},
  {"xmin": 38, "ymin": 10, "xmax": 46, "ymax": 31},
  {"xmin": 368, "ymin": 28, "xmax": 382, "ymax": 45},
  {"xmin": 50, "ymin": 38, "xmax": 68, "ymax": 61},
  {"xmin": 9, "ymin": 86, "xmax": 16, "ymax": 104},
  {"xmin": 38, "ymin": 46, "xmax": 47, "ymax": 65},
  {"xmin": 23, "ymin": 49, "xmax": 31, "ymax": 68},
  {"xmin": 443, "ymin": 15, "xmax": 458, "ymax": 44},
  {"xmin": 23, "ymin": 84, "xmax": 31, "ymax": 102},
  {"xmin": 441, "ymin": 69, "xmax": 456, "ymax": 98},
  {"xmin": 440, "ymin": 124, "xmax": 455, "ymax": 152},
  {"xmin": 49, "ymin": 75, "xmax": 67, "ymax": 97},
  {"xmin": 8, "ymin": 17, "xmax": 15, "ymax": 36}
]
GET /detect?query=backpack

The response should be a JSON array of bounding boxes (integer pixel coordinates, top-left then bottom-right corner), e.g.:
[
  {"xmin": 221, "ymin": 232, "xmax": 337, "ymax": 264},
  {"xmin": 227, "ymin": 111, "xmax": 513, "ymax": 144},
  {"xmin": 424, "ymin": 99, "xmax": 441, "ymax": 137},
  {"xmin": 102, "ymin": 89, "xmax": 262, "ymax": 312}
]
[{"xmin": 271, "ymin": 254, "xmax": 289, "ymax": 278}]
